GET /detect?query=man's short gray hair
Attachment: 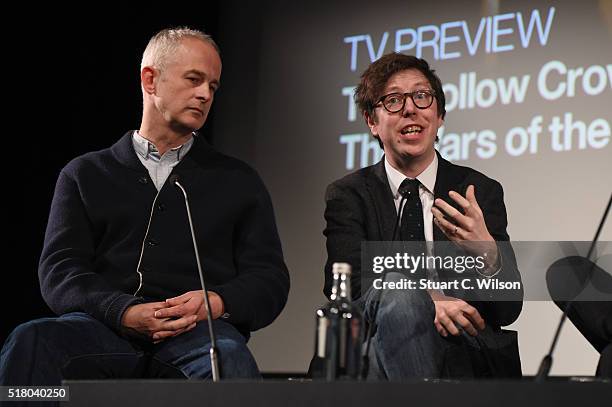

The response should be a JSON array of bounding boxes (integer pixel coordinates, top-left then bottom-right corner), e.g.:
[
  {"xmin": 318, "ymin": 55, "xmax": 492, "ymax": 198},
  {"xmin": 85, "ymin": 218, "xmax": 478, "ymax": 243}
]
[{"xmin": 141, "ymin": 27, "xmax": 220, "ymax": 73}]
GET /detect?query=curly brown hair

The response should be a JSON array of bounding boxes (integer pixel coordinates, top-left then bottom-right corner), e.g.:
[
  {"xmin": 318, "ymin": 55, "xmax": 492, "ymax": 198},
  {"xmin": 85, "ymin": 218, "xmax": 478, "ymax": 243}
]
[{"xmin": 354, "ymin": 53, "xmax": 446, "ymax": 124}]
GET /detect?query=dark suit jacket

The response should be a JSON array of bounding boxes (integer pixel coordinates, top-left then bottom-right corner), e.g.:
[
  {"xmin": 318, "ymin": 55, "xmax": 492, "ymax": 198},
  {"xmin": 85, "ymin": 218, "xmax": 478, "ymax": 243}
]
[{"xmin": 323, "ymin": 153, "xmax": 523, "ymax": 377}]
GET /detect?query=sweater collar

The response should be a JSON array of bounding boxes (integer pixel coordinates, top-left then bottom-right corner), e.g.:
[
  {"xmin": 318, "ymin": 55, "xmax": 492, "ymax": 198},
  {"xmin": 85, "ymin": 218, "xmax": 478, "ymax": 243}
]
[
  {"xmin": 111, "ymin": 131, "xmax": 216, "ymax": 172},
  {"xmin": 132, "ymin": 131, "xmax": 194, "ymax": 163}
]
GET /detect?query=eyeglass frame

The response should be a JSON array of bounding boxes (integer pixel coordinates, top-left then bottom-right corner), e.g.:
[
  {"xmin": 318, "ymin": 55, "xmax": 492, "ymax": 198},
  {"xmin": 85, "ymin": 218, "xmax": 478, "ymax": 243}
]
[{"xmin": 375, "ymin": 89, "xmax": 436, "ymax": 113}]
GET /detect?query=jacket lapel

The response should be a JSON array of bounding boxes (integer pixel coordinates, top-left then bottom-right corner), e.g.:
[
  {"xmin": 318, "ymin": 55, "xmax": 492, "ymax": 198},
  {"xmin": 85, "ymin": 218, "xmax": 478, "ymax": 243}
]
[
  {"xmin": 365, "ymin": 158, "xmax": 399, "ymax": 241},
  {"xmin": 364, "ymin": 153, "xmax": 468, "ymax": 242},
  {"xmin": 433, "ymin": 152, "xmax": 466, "ymax": 242},
  {"xmin": 111, "ymin": 131, "xmax": 151, "ymax": 172}
]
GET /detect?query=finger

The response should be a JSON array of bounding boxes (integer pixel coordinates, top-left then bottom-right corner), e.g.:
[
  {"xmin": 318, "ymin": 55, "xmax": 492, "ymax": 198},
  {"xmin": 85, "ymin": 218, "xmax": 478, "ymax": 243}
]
[
  {"xmin": 165, "ymin": 292, "xmax": 192, "ymax": 306},
  {"xmin": 432, "ymin": 207, "xmax": 464, "ymax": 239},
  {"xmin": 434, "ymin": 319, "xmax": 448, "ymax": 337},
  {"xmin": 438, "ymin": 314, "xmax": 460, "ymax": 336},
  {"xmin": 448, "ymin": 190, "xmax": 473, "ymax": 214},
  {"xmin": 434, "ymin": 198, "xmax": 469, "ymax": 229},
  {"xmin": 153, "ymin": 320, "xmax": 198, "ymax": 341},
  {"xmin": 465, "ymin": 185, "xmax": 480, "ymax": 207},
  {"xmin": 160, "ymin": 314, "xmax": 198, "ymax": 331},
  {"xmin": 465, "ymin": 185, "xmax": 484, "ymax": 218},
  {"xmin": 454, "ymin": 314, "xmax": 478, "ymax": 336},
  {"xmin": 152, "ymin": 330, "xmax": 178, "ymax": 341},
  {"xmin": 172, "ymin": 322, "xmax": 197, "ymax": 337},
  {"xmin": 151, "ymin": 301, "xmax": 171, "ymax": 310},
  {"xmin": 158, "ymin": 298, "xmax": 202, "ymax": 319},
  {"xmin": 461, "ymin": 305, "xmax": 486, "ymax": 330},
  {"xmin": 164, "ymin": 327, "xmax": 189, "ymax": 339},
  {"xmin": 155, "ymin": 303, "xmax": 189, "ymax": 319}
]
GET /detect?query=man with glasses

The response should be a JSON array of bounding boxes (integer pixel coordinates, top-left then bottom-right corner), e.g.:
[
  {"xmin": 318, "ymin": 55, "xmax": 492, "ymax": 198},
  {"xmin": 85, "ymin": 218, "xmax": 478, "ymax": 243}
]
[{"xmin": 323, "ymin": 53, "xmax": 522, "ymax": 379}]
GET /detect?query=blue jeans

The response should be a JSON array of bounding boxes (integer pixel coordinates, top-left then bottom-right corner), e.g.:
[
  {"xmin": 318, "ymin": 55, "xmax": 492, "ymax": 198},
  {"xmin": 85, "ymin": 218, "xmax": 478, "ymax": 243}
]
[
  {"xmin": 0, "ymin": 312, "xmax": 260, "ymax": 385},
  {"xmin": 362, "ymin": 272, "xmax": 485, "ymax": 380}
]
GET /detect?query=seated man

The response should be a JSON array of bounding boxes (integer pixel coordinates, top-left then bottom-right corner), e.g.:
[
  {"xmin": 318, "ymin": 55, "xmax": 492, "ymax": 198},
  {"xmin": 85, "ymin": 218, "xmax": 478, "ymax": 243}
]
[
  {"xmin": 323, "ymin": 53, "xmax": 523, "ymax": 379},
  {"xmin": 0, "ymin": 27, "xmax": 289, "ymax": 384}
]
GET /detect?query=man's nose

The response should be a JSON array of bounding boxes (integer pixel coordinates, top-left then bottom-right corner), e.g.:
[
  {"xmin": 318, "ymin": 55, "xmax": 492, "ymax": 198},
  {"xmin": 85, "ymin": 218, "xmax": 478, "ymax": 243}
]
[
  {"xmin": 402, "ymin": 96, "xmax": 417, "ymax": 117},
  {"xmin": 195, "ymin": 85, "xmax": 212, "ymax": 103}
]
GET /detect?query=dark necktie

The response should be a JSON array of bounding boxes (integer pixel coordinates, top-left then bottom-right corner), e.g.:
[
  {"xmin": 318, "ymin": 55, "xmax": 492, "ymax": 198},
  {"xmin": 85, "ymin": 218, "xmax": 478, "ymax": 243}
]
[{"xmin": 399, "ymin": 178, "xmax": 425, "ymax": 242}]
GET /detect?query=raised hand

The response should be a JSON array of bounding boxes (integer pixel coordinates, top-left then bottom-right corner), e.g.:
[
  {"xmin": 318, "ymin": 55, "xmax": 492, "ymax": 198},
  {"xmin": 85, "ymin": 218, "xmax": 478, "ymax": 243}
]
[{"xmin": 431, "ymin": 184, "xmax": 499, "ymax": 270}]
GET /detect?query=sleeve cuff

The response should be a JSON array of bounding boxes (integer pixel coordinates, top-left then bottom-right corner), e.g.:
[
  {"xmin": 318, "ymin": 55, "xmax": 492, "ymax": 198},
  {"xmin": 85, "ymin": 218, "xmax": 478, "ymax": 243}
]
[
  {"xmin": 210, "ymin": 285, "xmax": 254, "ymax": 327},
  {"xmin": 104, "ymin": 294, "xmax": 145, "ymax": 331}
]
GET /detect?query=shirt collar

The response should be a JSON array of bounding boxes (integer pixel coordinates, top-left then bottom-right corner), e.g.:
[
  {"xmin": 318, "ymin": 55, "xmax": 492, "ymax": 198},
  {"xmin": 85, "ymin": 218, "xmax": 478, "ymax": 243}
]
[
  {"xmin": 132, "ymin": 131, "xmax": 194, "ymax": 162},
  {"xmin": 385, "ymin": 153, "xmax": 438, "ymax": 199}
]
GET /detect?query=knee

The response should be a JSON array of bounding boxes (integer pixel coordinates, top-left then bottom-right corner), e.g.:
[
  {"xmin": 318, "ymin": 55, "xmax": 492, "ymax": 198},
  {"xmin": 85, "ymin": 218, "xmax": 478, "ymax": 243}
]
[
  {"xmin": 1, "ymin": 318, "xmax": 67, "ymax": 378},
  {"xmin": 369, "ymin": 273, "xmax": 434, "ymax": 326},
  {"xmin": 216, "ymin": 338, "xmax": 260, "ymax": 379},
  {"xmin": 4, "ymin": 319, "xmax": 59, "ymax": 351},
  {"xmin": 3, "ymin": 315, "xmax": 99, "ymax": 357},
  {"xmin": 6, "ymin": 321, "xmax": 36, "ymax": 344}
]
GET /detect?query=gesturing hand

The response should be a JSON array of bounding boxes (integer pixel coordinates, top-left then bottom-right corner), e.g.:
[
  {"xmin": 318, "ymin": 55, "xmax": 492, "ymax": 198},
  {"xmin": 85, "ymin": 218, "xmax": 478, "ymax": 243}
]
[{"xmin": 431, "ymin": 184, "xmax": 499, "ymax": 269}]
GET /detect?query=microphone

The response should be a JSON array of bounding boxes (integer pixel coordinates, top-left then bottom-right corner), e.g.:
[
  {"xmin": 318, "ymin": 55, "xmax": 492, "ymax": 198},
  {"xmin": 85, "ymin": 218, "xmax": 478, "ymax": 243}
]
[
  {"xmin": 535, "ymin": 193, "xmax": 611, "ymax": 381},
  {"xmin": 546, "ymin": 255, "xmax": 612, "ymax": 302},
  {"xmin": 360, "ymin": 187, "xmax": 410, "ymax": 380},
  {"xmin": 546, "ymin": 256, "xmax": 595, "ymax": 303},
  {"xmin": 169, "ymin": 174, "xmax": 221, "ymax": 382}
]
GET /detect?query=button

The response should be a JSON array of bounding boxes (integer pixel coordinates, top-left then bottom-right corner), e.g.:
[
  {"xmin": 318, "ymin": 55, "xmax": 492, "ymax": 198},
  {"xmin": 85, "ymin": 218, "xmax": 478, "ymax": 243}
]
[
  {"xmin": 138, "ymin": 177, "xmax": 148, "ymax": 184},
  {"xmin": 147, "ymin": 238, "xmax": 158, "ymax": 247},
  {"xmin": 157, "ymin": 203, "xmax": 166, "ymax": 211}
]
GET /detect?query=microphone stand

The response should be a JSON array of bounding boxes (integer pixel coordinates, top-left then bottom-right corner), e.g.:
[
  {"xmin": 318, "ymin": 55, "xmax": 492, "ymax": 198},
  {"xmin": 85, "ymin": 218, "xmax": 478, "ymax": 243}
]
[
  {"xmin": 173, "ymin": 177, "xmax": 221, "ymax": 382},
  {"xmin": 535, "ymin": 192, "xmax": 611, "ymax": 381}
]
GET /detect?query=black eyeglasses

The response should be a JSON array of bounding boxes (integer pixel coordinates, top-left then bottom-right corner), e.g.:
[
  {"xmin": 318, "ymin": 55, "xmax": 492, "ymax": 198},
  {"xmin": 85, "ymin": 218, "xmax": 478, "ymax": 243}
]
[{"xmin": 376, "ymin": 90, "xmax": 435, "ymax": 113}]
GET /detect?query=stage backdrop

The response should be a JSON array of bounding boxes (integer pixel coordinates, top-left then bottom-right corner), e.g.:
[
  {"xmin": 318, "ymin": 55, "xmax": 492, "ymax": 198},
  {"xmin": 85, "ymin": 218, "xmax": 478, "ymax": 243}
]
[
  {"xmin": 9, "ymin": 0, "xmax": 610, "ymax": 377},
  {"xmin": 213, "ymin": 0, "xmax": 612, "ymax": 374}
]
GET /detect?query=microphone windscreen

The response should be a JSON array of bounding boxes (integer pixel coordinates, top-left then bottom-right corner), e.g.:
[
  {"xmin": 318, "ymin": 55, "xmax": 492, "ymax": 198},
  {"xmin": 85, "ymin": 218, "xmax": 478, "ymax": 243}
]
[
  {"xmin": 593, "ymin": 254, "xmax": 612, "ymax": 296},
  {"xmin": 546, "ymin": 255, "xmax": 612, "ymax": 302},
  {"xmin": 546, "ymin": 256, "xmax": 592, "ymax": 301}
]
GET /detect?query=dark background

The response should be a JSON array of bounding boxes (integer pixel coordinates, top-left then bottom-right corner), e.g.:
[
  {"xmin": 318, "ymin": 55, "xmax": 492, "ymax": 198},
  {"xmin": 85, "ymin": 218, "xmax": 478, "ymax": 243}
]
[{"xmin": 4, "ymin": 2, "xmax": 263, "ymax": 345}]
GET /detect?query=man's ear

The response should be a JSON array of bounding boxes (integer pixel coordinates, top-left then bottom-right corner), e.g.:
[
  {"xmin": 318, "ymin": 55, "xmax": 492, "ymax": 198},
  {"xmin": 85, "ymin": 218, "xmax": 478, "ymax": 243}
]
[
  {"xmin": 434, "ymin": 114, "xmax": 444, "ymax": 143},
  {"xmin": 141, "ymin": 67, "xmax": 157, "ymax": 95},
  {"xmin": 365, "ymin": 111, "xmax": 378, "ymax": 135}
]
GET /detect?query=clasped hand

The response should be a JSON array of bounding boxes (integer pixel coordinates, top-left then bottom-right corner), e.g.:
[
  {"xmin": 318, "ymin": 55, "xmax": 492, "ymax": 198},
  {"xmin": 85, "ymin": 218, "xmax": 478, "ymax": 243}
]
[{"xmin": 121, "ymin": 290, "xmax": 224, "ymax": 342}]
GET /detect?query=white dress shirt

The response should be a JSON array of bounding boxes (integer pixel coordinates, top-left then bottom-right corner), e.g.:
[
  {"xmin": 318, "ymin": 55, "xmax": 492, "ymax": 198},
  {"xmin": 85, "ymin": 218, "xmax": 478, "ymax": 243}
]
[{"xmin": 384, "ymin": 154, "xmax": 438, "ymax": 243}]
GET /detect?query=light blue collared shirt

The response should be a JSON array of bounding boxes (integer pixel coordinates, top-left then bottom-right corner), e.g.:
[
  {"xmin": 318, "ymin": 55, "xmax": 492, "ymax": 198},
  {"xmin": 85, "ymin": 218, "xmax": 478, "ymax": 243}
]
[{"xmin": 132, "ymin": 131, "xmax": 194, "ymax": 191}]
